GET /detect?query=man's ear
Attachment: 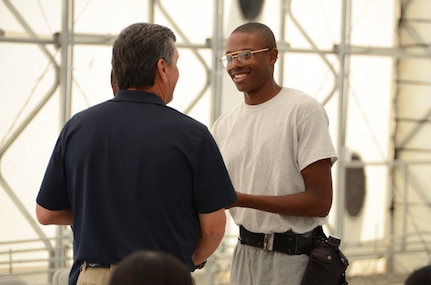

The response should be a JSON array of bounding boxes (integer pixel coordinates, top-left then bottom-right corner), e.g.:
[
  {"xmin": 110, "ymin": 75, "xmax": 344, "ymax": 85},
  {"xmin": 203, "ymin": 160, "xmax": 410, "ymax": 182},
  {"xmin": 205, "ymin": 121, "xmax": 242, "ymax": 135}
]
[
  {"xmin": 156, "ymin": 59, "xmax": 168, "ymax": 82},
  {"xmin": 270, "ymin": 48, "xmax": 278, "ymax": 63}
]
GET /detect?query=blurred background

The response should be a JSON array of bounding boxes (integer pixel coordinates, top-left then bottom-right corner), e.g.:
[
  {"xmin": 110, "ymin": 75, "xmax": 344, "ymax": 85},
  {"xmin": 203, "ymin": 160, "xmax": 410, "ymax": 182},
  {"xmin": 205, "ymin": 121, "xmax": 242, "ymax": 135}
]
[{"xmin": 0, "ymin": 0, "xmax": 430, "ymax": 284}]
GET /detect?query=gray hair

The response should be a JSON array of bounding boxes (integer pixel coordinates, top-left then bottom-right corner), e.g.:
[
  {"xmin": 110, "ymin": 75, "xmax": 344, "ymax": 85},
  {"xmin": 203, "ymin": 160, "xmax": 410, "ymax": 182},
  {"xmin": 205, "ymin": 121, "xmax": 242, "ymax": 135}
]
[{"xmin": 112, "ymin": 23, "xmax": 176, "ymax": 89}]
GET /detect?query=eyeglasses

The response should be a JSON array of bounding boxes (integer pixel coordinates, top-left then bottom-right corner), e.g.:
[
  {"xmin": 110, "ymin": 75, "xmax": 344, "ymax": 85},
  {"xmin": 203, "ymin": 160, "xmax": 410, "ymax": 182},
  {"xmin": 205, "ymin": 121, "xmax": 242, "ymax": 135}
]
[{"xmin": 219, "ymin": 48, "xmax": 271, "ymax": 69}]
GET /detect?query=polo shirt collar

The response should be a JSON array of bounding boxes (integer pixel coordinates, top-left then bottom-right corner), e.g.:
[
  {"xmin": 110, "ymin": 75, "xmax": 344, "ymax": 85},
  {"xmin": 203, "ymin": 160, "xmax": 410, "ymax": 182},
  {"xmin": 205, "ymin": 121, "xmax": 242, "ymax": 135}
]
[{"xmin": 112, "ymin": 90, "xmax": 166, "ymax": 106}]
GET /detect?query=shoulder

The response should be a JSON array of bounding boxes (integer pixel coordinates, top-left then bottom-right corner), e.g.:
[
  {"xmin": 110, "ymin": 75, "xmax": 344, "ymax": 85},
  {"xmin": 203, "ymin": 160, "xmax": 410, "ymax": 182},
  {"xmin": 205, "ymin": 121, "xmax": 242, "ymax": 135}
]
[
  {"xmin": 279, "ymin": 88, "xmax": 326, "ymax": 118},
  {"xmin": 212, "ymin": 103, "xmax": 242, "ymax": 128},
  {"xmin": 67, "ymin": 100, "xmax": 110, "ymax": 122},
  {"xmin": 281, "ymin": 87, "xmax": 321, "ymax": 106},
  {"xmin": 166, "ymin": 106, "xmax": 208, "ymax": 130}
]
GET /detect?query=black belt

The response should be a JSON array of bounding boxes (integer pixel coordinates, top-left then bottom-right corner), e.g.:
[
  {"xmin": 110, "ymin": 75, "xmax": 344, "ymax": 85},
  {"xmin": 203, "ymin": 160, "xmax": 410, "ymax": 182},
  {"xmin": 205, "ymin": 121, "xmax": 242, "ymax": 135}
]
[{"xmin": 239, "ymin": 225, "xmax": 324, "ymax": 255}]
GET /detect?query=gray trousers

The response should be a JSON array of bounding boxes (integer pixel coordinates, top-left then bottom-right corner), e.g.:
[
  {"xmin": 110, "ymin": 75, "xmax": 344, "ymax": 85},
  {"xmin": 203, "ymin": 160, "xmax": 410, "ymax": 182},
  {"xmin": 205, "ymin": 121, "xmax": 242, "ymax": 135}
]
[{"xmin": 230, "ymin": 241, "xmax": 309, "ymax": 285}]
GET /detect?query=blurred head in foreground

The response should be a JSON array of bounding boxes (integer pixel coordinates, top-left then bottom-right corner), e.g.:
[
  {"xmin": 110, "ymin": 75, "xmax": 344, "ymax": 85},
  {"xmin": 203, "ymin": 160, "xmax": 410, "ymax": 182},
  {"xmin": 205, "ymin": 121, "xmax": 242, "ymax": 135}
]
[{"xmin": 109, "ymin": 250, "xmax": 194, "ymax": 285}]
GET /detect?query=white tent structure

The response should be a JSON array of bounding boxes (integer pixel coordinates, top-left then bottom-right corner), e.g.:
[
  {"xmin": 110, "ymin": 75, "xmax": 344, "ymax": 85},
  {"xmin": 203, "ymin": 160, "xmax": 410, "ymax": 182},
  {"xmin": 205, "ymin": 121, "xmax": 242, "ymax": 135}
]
[{"xmin": 1, "ymin": 0, "xmax": 430, "ymax": 284}]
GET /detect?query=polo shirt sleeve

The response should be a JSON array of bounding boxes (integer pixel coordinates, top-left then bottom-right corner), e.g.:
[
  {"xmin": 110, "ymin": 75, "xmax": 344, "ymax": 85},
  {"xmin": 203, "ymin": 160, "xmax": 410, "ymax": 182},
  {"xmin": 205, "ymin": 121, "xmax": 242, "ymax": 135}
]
[
  {"xmin": 36, "ymin": 127, "xmax": 71, "ymax": 211},
  {"xmin": 193, "ymin": 131, "xmax": 237, "ymax": 214}
]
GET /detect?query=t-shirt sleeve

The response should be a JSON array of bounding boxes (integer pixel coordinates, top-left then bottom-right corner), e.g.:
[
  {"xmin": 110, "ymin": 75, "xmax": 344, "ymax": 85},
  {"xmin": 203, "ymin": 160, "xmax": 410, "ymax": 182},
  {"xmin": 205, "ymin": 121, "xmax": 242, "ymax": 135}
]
[{"xmin": 297, "ymin": 106, "xmax": 338, "ymax": 171}]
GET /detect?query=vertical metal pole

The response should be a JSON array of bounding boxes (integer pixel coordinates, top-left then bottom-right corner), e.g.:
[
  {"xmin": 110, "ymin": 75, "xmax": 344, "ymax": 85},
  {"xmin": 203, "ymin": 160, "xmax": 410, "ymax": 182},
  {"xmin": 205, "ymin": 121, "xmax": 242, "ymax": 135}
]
[
  {"xmin": 54, "ymin": 0, "xmax": 74, "ymax": 275},
  {"xmin": 278, "ymin": 0, "xmax": 287, "ymax": 85},
  {"xmin": 335, "ymin": 0, "xmax": 351, "ymax": 239},
  {"xmin": 148, "ymin": 0, "xmax": 155, "ymax": 23},
  {"xmin": 60, "ymin": 0, "xmax": 73, "ymax": 124},
  {"xmin": 210, "ymin": 0, "xmax": 225, "ymax": 124}
]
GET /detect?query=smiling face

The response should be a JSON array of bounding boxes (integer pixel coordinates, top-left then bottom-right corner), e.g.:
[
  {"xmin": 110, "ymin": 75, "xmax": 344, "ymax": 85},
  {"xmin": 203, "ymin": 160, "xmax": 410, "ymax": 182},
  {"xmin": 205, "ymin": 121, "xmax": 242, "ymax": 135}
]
[{"xmin": 225, "ymin": 32, "xmax": 279, "ymax": 104}]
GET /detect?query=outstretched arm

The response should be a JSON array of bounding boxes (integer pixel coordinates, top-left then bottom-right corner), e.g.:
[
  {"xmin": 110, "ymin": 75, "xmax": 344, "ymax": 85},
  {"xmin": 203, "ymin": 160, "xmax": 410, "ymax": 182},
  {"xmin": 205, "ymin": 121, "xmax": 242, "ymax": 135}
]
[{"xmin": 227, "ymin": 158, "xmax": 333, "ymax": 217}]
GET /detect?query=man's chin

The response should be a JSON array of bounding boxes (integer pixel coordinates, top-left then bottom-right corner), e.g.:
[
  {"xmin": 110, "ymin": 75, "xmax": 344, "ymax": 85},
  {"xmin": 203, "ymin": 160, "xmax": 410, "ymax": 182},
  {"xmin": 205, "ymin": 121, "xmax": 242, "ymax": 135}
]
[{"xmin": 233, "ymin": 83, "xmax": 246, "ymax": 92}]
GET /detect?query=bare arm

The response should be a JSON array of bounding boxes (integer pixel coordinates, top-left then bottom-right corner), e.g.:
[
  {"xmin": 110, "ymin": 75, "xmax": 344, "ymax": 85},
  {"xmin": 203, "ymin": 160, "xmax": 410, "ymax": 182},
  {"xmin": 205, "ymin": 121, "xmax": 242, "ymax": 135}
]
[
  {"xmin": 191, "ymin": 208, "xmax": 226, "ymax": 267},
  {"xmin": 36, "ymin": 204, "xmax": 73, "ymax": 225},
  {"xmin": 227, "ymin": 158, "xmax": 333, "ymax": 217}
]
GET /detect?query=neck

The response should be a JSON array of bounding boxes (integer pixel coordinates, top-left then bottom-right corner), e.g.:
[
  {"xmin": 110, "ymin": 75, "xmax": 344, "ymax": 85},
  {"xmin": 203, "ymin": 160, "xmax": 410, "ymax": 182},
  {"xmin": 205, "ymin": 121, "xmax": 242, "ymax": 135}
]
[
  {"xmin": 127, "ymin": 85, "xmax": 169, "ymax": 104},
  {"xmin": 244, "ymin": 83, "xmax": 282, "ymax": 105}
]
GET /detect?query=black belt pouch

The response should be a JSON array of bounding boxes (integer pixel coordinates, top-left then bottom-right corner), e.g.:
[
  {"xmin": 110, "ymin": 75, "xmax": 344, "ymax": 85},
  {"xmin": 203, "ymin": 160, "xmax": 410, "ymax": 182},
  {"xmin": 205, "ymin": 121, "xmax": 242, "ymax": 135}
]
[{"xmin": 301, "ymin": 236, "xmax": 349, "ymax": 285}]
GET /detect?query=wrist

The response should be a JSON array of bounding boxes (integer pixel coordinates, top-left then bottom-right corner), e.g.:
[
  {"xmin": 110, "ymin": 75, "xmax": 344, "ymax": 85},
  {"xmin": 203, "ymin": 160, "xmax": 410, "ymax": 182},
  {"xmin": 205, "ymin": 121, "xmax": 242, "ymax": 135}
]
[{"xmin": 195, "ymin": 260, "xmax": 207, "ymax": 270}]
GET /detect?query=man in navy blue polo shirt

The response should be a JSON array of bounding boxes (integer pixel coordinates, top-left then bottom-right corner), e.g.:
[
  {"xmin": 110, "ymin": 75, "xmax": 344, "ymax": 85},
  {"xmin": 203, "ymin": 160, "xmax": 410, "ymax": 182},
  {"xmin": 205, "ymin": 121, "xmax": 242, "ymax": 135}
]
[{"xmin": 35, "ymin": 22, "xmax": 237, "ymax": 285}]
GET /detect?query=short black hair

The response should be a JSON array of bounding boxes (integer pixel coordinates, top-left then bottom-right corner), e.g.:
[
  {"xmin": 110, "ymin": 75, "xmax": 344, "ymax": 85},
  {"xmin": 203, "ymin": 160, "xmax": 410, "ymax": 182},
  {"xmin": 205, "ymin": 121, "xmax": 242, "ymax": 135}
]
[{"xmin": 231, "ymin": 22, "xmax": 276, "ymax": 49}]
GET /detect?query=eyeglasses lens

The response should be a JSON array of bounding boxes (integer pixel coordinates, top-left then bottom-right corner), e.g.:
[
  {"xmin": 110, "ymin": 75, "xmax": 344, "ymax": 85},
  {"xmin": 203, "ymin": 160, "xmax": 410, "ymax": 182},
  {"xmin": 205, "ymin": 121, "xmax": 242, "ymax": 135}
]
[
  {"xmin": 220, "ymin": 51, "xmax": 253, "ymax": 68},
  {"xmin": 238, "ymin": 51, "xmax": 252, "ymax": 62}
]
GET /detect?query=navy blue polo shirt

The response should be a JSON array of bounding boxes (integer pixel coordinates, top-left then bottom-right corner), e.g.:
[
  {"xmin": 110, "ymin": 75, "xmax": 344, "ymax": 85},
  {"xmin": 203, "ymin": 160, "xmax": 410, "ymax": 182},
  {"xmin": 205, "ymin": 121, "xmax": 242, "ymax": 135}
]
[{"xmin": 37, "ymin": 90, "xmax": 237, "ymax": 285}]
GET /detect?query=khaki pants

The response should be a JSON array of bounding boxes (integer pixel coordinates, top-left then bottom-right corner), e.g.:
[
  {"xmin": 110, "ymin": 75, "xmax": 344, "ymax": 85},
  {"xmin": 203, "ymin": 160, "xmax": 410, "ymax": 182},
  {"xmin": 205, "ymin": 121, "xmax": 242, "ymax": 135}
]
[{"xmin": 77, "ymin": 262, "xmax": 117, "ymax": 285}]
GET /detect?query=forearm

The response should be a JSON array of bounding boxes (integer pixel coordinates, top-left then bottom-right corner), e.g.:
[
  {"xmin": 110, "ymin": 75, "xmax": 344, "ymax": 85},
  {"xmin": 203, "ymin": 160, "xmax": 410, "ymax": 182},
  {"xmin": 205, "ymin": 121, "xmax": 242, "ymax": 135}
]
[
  {"xmin": 235, "ymin": 191, "xmax": 331, "ymax": 217},
  {"xmin": 192, "ymin": 230, "xmax": 224, "ymax": 266},
  {"xmin": 192, "ymin": 210, "xmax": 226, "ymax": 266},
  {"xmin": 232, "ymin": 159, "xmax": 334, "ymax": 217}
]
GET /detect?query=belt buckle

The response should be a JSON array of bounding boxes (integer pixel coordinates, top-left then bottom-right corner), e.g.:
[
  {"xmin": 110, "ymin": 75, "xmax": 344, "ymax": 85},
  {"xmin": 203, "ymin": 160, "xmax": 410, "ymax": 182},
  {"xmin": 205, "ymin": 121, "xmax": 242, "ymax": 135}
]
[
  {"xmin": 87, "ymin": 263, "xmax": 101, "ymax": 268},
  {"xmin": 263, "ymin": 233, "xmax": 274, "ymax": 251}
]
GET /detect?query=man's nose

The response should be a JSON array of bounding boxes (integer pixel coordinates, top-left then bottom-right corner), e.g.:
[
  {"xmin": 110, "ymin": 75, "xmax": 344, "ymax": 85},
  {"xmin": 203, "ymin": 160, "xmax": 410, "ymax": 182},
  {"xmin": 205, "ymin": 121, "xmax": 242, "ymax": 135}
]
[{"xmin": 228, "ymin": 57, "xmax": 242, "ymax": 69}]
